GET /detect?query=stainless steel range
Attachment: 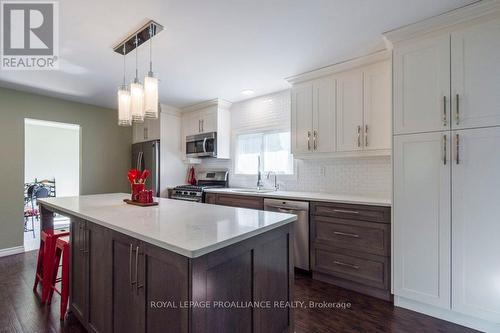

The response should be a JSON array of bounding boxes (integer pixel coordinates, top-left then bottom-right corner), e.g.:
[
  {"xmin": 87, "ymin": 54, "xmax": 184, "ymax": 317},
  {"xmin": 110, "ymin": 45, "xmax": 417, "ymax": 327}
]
[{"xmin": 170, "ymin": 171, "xmax": 228, "ymax": 202}]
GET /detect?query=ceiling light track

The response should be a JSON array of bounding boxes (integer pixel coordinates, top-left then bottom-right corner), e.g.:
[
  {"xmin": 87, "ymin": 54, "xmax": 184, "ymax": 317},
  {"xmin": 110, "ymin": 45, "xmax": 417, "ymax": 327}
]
[{"xmin": 113, "ymin": 20, "xmax": 163, "ymax": 55}]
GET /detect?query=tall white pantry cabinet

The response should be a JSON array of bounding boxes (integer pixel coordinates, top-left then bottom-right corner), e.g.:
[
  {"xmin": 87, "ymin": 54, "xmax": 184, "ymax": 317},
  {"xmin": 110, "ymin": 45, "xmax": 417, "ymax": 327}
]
[{"xmin": 388, "ymin": 2, "xmax": 500, "ymax": 332}]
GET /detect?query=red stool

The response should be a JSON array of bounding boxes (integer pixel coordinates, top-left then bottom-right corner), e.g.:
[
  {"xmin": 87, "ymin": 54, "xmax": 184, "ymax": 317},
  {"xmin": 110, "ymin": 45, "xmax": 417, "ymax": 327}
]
[
  {"xmin": 33, "ymin": 229, "xmax": 69, "ymax": 303},
  {"xmin": 47, "ymin": 235, "xmax": 70, "ymax": 321}
]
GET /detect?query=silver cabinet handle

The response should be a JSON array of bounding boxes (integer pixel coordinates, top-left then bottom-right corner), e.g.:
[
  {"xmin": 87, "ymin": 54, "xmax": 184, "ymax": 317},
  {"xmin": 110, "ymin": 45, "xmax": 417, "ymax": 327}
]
[
  {"xmin": 144, "ymin": 127, "xmax": 148, "ymax": 140},
  {"xmin": 84, "ymin": 225, "xmax": 89, "ymax": 254},
  {"xmin": 443, "ymin": 134, "xmax": 447, "ymax": 165},
  {"xmin": 79, "ymin": 223, "xmax": 85, "ymax": 253},
  {"xmin": 202, "ymin": 119, "xmax": 204, "ymax": 132},
  {"xmin": 333, "ymin": 231, "xmax": 359, "ymax": 238},
  {"xmin": 129, "ymin": 244, "xmax": 136, "ymax": 286},
  {"xmin": 333, "ymin": 209, "xmax": 360, "ymax": 214},
  {"xmin": 135, "ymin": 246, "xmax": 143, "ymax": 293},
  {"xmin": 455, "ymin": 94, "xmax": 460, "ymax": 125},
  {"xmin": 333, "ymin": 261, "xmax": 359, "ymax": 270},
  {"xmin": 198, "ymin": 120, "xmax": 201, "ymax": 133},
  {"xmin": 357, "ymin": 126, "xmax": 361, "ymax": 148},
  {"xmin": 313, "ymin": 130, "xmax": 317, "ymax": 150},
  {"xmin": 364, "ymin": 125, "xmax": 368, "ymax": 147},
  {"xmin": 443, "ymin": 96, "xmax": 447, "ymax": 127},
  {"xmin": 307, "ymin": 131, "xmax": 311, "ymax": 151},
  {"xmin": 456, "ymin": 133, "xmax": 460, "ymax": 165}
]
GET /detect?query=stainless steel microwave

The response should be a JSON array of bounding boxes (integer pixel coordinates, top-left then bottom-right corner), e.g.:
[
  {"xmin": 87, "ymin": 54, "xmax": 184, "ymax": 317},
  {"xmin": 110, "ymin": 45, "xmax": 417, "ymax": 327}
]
[{"xmin": 186, "ymin": 132, "xmax": 217, "ymax": 158}]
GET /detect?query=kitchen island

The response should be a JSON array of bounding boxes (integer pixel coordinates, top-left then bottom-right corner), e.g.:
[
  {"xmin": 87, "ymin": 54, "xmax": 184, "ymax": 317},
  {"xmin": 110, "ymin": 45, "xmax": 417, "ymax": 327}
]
[{"xmin": 38, "ymin": 193, "xmax": 297, "ymax": 333}]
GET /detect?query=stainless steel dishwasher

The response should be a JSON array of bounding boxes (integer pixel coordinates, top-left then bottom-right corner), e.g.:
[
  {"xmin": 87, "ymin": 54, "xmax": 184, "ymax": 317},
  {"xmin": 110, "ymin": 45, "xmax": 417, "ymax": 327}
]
[{"xmin": 264, "ymin": 198, "xmax": 309, "ymax": 271}]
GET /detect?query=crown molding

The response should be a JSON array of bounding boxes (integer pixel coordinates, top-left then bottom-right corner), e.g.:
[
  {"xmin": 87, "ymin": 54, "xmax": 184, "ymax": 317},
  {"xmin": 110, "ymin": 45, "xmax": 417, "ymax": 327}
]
[
  {"xmin": 383, "ymin": 0, "xmax": 500, "ymax": 47},
  {"xmin": 285, "ymin": 50, "xmax": 390, "ymax": 85},
  {"xmin": 180, "ymin": 98, "xmax": 232, "ymax": 113},
  {"xmin": 160, "ymin": 104, "xmax": 181, "ymax": 117}
]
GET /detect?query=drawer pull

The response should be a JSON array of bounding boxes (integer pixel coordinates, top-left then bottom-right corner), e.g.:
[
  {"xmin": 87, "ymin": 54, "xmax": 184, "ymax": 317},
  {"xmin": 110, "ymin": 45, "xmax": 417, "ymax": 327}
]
[
  {"xmin": 333, "ymin": 231, "xmax": 359, "ymax": 238},
  {"xmin": 333, "ymin": 209, "xmax": 359, "ymax": 214},
  {"xmin": 333, "ymin": 260, "xmax": 359, "ymax": 270}
]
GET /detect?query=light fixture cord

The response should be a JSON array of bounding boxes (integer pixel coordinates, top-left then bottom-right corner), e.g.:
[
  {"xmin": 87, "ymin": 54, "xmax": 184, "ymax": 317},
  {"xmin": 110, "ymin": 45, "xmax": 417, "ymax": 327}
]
[
  {"xmin": 135, "ymin": 34, "xmax": 139, "ymax": 81},
  {"xmin": 122, "ymin": 44, "xmax": 126, "ymax": 86},
  {"xmin": 149, "ymin": 25, "xmax": 153, "ymax": 74}
]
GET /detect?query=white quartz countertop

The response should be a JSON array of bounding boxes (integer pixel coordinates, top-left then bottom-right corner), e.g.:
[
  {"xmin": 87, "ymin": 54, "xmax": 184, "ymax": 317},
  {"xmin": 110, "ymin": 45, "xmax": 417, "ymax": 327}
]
[
  {"xmin": 38, "ymin": 193, "xmax": 296, "ymax": 258},
  {"xmin": 204, "ymin": 188, "xmax": 391, "ymax": 207}
]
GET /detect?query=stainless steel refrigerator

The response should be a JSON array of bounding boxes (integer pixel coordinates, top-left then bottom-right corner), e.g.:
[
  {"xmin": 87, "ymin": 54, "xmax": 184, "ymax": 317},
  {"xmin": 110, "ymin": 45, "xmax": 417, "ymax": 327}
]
[{"xmin": 131, "ymin": 140, "xmax": 160, "ymax": 197}]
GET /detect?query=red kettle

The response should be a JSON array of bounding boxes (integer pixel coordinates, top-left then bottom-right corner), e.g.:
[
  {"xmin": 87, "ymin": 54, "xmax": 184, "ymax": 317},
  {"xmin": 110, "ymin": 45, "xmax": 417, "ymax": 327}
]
[{"xmin": 187, "ymin": 166, "xmax": 197, "ymax": 185}]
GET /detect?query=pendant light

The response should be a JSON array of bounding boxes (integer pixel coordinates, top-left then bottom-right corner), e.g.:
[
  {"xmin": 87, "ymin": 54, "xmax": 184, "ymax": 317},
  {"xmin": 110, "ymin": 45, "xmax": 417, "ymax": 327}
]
[
  {"xmin": 117, "ymin": 44, "xmax": 131, "ymax": 126},
  {"xmin": 130, "ymin": 35, "xmax": 145, "ymax": 123},
  {"xmin": 144, "ymin": 24, "xmax": 159, "ymax": 119}
]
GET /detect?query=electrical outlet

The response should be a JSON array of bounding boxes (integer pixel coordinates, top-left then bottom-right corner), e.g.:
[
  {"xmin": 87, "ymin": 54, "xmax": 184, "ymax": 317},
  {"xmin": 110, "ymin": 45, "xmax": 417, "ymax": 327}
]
[{"xmin": 319, "ymin": 166, "xmax": 326, "ymax": 176}]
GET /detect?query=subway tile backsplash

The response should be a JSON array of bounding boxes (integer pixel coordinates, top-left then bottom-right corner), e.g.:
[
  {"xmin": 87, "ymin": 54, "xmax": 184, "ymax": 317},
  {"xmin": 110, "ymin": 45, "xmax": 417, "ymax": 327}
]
[{"xmin": 200, "ymin": 156, "xmax": 391, "ymax": 197}]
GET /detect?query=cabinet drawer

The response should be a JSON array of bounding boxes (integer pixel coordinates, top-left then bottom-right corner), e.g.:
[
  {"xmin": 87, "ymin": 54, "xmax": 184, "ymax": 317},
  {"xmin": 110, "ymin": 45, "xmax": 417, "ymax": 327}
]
[
  {"xmin": 313, "ymin": 216, "xmax": 389, "ymax": 256},
  {"xmin": 311, "ymin": 202, "xmax": 390, "ymax": 223},
  {"xmin": 313, "ymin": 247, "xmax": 388, "ymax": 289},
  {"xmin": 216, "ymin": 194, "xmax": 264, "ymax": 210}
]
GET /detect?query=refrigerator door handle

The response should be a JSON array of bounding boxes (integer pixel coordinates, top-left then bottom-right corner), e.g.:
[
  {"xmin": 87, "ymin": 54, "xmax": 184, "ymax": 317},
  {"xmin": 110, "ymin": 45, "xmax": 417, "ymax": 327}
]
[
  {"xmin": 153, "ymin": 141, "xmax": 160, "ymax": 197},
  {"xmin": 136, "ymin": 151, "xmax": 143, "ymax": 170}
]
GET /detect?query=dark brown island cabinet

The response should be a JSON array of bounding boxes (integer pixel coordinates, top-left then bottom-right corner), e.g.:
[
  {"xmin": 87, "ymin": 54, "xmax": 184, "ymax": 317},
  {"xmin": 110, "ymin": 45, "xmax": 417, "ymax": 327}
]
[
  {"xmin": 205, "ymin": 192, "xmax": 392, "ymax": 301},
  {"xmin": 38, "ymin": 203, "xmax": 294, "ymax": 333}
]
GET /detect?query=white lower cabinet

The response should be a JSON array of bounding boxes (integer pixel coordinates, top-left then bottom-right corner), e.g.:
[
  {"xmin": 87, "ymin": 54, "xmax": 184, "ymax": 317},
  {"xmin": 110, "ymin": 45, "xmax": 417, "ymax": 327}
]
[
  {"xmin": 393, "ymin": 132, "xmax": 451, "ymax": 308},
  {"xmin": 394, "ymin": 127, "xmax": 500, "ymax": 326},
  {"xmin": 451, "ymin": 127, "xmax": 500, "ymax": 322}
]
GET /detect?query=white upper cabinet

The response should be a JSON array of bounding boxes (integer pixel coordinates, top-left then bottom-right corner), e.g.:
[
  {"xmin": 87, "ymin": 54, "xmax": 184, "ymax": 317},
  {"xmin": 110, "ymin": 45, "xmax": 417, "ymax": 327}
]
[
  {"xmin": 393, "ymin": 132, "xmax": 451, "ymax": 309},
  {"xmin": 132, "ymin": 115, "xmax": 161, "ymax": 143},
  {"xmin": 289, "ymin": 51, "xmax": 391, "ymax": 158},
  {"xmin": 312, "ymin": 76, "xmax": 336, "ymax": 153},
  {"xmin": 291, "ymin": 82, "xmax": 313, "ymax": 154},
  {"xmin": 336, "ymin": 69, "xmax": 364, "ymax": 152},
  {"xmin": 183, "ymin": 106, "xmax": 218, "ymax": 136},
  {"xmin": 451, "ymin": 18, "xmax": 500, "ymax": 130},
  {"xmin": 363, "ymin": 61, "xmax": 391, "ymax": 151},
  {"xmin": 199, "ymin": 108, "xmax": 217, "ymax": 134},
  {"xmin": 393, "ymin": 34, "xmax": 451, "ymax": 135},
  {"xmin": 451, "ymin": 127, "xmax": 500, "ymax": 322},
  {"xmin": 291, "ymin": 77, "xmax": 335, "ymax": 155}
]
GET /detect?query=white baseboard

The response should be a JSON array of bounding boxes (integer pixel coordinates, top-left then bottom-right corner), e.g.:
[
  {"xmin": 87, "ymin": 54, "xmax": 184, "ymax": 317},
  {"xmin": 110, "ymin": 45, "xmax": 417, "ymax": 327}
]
[
  {"xmin": 395, "ymin": 296, "xmax": 500, "ymax": 333},
  {"xmin": 0, "ymin": 245, "xmax": 25, "ymax": 258}
]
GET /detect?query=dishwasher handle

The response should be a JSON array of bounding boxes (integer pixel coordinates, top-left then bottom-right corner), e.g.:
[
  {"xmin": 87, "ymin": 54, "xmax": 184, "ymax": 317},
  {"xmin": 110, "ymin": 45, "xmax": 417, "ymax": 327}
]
[
  {"xmin": 265, "ymin": 205, "xmax": 308, "ymax": 213},
  {"xmin": 277, "ymin": 207, "xmax": 300, "ymax": 214}
]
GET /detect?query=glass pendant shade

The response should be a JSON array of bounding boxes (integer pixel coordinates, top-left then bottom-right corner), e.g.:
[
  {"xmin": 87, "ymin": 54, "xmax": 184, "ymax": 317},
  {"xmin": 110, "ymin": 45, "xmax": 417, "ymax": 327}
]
[
  {"xmin": 117, "ymin": 87, "xmax": 132, "ymax": 126},
  {"xmin": 144, "ymin": 75, "xmax": 159, "ymax": 119},
  {"xmin": 130, "ymin": 81, "xmax": 145, "ymax": 122}
]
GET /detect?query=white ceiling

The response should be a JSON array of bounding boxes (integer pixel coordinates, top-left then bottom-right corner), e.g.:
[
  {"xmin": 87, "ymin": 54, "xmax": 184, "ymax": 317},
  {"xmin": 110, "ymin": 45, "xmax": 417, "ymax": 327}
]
[{"xmin": 0, "ymin": 0, "xmax": 476, "ymax": 109}]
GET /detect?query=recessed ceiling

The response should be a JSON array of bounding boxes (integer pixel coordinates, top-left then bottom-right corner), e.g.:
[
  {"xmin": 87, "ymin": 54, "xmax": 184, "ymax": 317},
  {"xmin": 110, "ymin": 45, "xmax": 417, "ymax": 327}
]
[{"xmin": 0, "ymin": 0, "xmax": 476, "ymax": 109}]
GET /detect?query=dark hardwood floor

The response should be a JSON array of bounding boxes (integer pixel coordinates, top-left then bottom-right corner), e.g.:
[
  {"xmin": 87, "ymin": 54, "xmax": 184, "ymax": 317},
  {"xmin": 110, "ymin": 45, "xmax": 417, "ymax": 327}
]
[{"xmin": 0, "ymin": 251, "xmax": 479, "ymax": 333}]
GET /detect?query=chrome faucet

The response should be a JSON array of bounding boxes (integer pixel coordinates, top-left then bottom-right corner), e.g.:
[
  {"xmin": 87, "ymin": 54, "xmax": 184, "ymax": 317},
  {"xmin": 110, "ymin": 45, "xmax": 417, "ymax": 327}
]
[
  {"xmin": 267, "ymin": 171, "xmax": 279, "ymax": 191},
  {"xmin": 256, "ymin": 156, "xmax": 263, "ymax": 190}
]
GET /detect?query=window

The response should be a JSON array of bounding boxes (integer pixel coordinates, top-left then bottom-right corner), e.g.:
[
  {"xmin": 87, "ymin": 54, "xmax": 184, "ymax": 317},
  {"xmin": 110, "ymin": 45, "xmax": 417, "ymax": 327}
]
[{"xmin": 235, "ymin": 131, "xmax": 293, "ymax": 175}]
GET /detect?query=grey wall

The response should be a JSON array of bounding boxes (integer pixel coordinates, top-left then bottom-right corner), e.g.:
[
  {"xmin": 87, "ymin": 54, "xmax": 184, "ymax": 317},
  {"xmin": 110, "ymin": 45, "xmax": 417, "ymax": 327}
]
[{"xmin": 0, "ymin": 87, "xmax": 132, "ymax": 251}]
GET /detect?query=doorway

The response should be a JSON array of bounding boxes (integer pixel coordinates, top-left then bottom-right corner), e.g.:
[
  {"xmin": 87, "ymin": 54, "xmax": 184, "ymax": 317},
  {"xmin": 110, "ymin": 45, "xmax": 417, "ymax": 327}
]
[{"xmin": 24, "ymin": 119, "xmax": 80, "ymax": 251}]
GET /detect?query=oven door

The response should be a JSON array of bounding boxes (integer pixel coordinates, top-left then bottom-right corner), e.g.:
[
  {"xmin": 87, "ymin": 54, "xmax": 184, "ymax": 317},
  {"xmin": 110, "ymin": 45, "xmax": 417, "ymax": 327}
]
[{"xmin": 186, "ymin": 132, "xmax": 217, "ymax": 157}]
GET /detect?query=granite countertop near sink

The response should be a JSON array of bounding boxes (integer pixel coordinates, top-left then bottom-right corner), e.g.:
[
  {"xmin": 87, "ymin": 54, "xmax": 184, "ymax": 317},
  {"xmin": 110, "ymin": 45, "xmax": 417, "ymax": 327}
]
[{"xmin": 204, "ymin": 188, "xmax": 391, "ymax": 207}]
